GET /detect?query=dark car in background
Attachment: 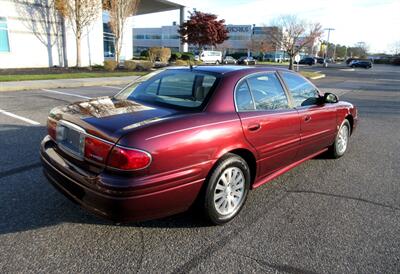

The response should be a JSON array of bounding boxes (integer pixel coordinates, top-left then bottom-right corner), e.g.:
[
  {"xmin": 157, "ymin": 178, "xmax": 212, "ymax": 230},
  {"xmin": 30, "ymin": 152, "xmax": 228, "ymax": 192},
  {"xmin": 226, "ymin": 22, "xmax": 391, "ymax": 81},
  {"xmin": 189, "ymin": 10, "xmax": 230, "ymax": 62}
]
[
  {"xmin": 316, "ymin": 57, "xmax": 325, "ymax": 64},
  {"xmin": 41, "ymin": 66, "xmax": 357, "ymax": 225},
  {"xmin": 298, "ymin": 57, "xmax": 316, "ymax": 66},
  {"xmin": 237, "ymin": 56, "xmax": 257, "ymax": 65},
  {"xmin": 223, "ymin": 56, "xmax": 237, "ymax": 64},
  {"xmin": 350, "ymin": 60, "xmax": 372, "ymax": 69}
]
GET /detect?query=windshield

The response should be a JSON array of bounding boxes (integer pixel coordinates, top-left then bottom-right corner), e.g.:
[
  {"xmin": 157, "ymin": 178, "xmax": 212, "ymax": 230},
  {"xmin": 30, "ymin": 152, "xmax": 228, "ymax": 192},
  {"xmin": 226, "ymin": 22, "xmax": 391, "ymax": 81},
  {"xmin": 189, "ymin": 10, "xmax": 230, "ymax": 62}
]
[{"xmin": 115, "ymin": 69, "xmax": 219, "ymax": 109}]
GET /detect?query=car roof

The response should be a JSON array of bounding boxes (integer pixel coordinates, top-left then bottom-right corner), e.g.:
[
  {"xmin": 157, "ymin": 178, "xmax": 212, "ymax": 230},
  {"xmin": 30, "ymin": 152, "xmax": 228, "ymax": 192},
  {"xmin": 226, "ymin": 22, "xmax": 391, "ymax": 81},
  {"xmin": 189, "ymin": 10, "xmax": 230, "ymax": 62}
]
[{"xmin": 167, "ymin": 66, "xmax": 288, "ymax": 75}]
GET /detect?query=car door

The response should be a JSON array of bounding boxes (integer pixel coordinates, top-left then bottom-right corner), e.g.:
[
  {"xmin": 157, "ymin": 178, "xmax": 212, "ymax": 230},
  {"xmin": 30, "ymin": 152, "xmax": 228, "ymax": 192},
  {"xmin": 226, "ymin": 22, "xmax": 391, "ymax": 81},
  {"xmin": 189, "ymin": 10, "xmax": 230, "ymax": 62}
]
[
  {"xmin": 235, "ymin": 72, "xmax": 301, "ymax": 178},
  {"xmin": 279, "ymin": 71, "xmax": 337, "ymax": 160}
]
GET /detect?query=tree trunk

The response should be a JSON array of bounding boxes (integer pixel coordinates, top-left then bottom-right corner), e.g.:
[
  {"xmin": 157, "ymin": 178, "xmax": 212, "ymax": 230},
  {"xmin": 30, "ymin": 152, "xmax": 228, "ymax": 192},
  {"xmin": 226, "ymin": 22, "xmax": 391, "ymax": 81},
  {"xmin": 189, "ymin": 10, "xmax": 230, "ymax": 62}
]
[
  {"xmin": 76, "ymin": 33, "xmax": 81, "ymax": 67},
  {"xmin": 115, "ymin": 36, "xmax": 120, "ymax": 64},
  {"xmin": 288, "ymin": 56, "xmax": 294, "ymax": 70},
  {"xmin": 60, "ymin": 16, "xmax": 68, "ymax": 68}
]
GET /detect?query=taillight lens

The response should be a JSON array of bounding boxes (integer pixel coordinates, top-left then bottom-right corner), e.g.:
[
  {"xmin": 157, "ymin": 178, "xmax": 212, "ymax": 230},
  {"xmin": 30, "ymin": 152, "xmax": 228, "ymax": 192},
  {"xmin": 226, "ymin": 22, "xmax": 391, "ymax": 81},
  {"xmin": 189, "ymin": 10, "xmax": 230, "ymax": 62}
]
[
  {"xmin": 84, "ymin": 136, "xmax": 113, "ymax": 163},
  {"xmin": 107, "ymin": 146, "xmax": 151, "ymax": 170},
  {"xmin": 47, "ymin": 118, "xmax": 57, "ymax": 140}
]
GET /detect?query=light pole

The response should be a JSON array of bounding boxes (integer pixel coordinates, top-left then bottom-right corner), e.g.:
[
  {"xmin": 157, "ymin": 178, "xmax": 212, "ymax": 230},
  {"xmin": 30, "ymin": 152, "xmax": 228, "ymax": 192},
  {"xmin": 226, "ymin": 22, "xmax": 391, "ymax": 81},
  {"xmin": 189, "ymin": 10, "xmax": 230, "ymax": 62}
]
[{"xmin": 324, "ymin": 28, "xmax": 335, "ymax": 67}]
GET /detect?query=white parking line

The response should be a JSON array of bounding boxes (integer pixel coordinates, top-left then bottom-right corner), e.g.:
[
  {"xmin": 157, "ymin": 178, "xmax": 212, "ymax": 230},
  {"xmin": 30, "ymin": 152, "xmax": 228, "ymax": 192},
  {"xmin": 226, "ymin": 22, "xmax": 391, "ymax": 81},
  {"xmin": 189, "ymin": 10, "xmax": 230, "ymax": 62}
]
[
  {"xmin": 102, "ymin": 85, "xmax": 122, "ymax": 90},
  {"xmin": 41, "ymin": 89, "xmax": 91, "ymax": 99},
  {"xmin": 375, "ymin": 78, "xmax": 400, "ymax": 82},
  {"xmin": 0, "ymin": 108, "xmax": 40, "ymax": 125}
]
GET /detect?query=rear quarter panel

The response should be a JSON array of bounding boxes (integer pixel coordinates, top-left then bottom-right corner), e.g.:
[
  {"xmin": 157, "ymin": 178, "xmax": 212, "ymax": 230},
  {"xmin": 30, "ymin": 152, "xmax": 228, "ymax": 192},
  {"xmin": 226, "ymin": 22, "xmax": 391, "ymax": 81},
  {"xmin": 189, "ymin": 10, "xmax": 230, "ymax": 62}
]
[{"xmin": 117, "ymin": 112, "xmax": 256, "ymax": 180}]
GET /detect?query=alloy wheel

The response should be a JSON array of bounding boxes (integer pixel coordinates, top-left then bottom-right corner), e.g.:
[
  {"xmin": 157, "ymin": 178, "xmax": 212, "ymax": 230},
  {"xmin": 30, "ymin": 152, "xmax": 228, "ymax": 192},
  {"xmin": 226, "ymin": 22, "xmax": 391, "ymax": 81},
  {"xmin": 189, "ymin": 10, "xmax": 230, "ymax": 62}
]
[
  {"xmin": 213, "ymin": 167, "xmax": 245, "ymax": 215},
  {"xmin": 337, "ymin": 124, "xmax": 349, "ymax": 154}
]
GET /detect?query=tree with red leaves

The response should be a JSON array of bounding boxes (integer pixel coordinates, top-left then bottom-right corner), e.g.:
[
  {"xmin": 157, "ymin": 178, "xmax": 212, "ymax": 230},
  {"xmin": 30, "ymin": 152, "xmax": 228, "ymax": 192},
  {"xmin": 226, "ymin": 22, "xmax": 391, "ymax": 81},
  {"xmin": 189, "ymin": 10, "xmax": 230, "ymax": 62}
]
[{"xmin": 178, "ymin": 10, "xmax": 229, "ymax": 50}]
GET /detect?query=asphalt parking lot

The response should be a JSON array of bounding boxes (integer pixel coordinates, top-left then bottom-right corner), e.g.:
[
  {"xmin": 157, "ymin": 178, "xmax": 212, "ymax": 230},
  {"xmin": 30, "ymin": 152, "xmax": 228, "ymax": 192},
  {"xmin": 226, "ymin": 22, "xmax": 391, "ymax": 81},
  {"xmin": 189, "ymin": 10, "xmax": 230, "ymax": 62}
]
[{"xmin": 0, "ymin": 64, "xmax": 399, "ymax": 273}]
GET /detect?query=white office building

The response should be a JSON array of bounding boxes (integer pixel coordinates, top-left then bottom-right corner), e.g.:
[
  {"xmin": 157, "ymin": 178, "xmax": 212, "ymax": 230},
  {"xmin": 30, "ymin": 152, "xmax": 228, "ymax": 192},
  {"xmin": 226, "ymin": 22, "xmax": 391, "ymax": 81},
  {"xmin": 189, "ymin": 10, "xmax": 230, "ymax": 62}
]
[
  {"xmin": 0, "ymin": 0, "xmax": 186, "ymax": 68},
  {"xmin": 132, "ymin": 23, "xmax": 321, "ymax": 60},
  {"xmin": 133, "ymin": 24, "xmax": 258, "ymax": 56}
]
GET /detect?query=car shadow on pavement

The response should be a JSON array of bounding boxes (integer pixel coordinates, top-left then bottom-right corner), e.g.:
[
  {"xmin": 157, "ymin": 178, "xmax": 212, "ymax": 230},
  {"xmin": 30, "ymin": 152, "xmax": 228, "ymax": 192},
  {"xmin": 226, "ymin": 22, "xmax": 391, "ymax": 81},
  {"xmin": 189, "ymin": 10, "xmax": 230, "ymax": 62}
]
[{"xmin": 0, "ymin": 124, "xmax": 210, "ymax": 235}]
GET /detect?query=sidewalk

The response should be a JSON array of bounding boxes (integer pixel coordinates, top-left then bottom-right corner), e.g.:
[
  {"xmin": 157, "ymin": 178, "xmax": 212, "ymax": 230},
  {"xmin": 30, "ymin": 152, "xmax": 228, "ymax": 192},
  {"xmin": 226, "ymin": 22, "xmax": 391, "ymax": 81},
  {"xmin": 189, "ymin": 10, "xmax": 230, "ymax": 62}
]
[{"xmin": 0, "ymin": 76, "xmax": 140, "ymax": 92}]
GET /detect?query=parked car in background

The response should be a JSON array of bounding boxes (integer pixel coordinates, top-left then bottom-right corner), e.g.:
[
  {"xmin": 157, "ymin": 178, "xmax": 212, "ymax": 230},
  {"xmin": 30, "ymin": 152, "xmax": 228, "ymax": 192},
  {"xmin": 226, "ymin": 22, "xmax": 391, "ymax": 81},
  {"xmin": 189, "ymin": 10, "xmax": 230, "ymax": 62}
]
[
  {"xmin": 197, "ymin": 50, "xmax": 222, "ymax": 64},
  {"xmin": 346, "ymin": 58, "xmax": 357, "ymax": 66},
  {"xmin": 41, "ymin": 66, "xmax": 357, "ymax": 225},
  {"xmin": 223, "ymin": 56, "xmax": 237, "ymax": 64},
  {"xmin": 154, "ymin": 57, "xmax": 168, "ymax": 68},
  {"xmin": 298, "ymin": 57, "xmax": 316, "ymax": 65},
  {"xmin": 316, "ymin": 57, "xmax": 325, "ymax": 64},
  {"xmin": 237, "ymin": 56, "xmax": 257, "ymax": 65},
  {"xmin": 350, "ymin": 60, "xmax": 372, "ymax": 69}
]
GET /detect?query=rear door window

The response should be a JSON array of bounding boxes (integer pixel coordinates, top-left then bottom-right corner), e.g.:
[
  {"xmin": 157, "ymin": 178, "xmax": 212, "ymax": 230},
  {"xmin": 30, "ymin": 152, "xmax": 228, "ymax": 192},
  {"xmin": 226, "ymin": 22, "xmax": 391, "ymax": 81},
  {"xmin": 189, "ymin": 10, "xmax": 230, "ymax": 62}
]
[
  {"xmin": 236, "ymin": 81, "xmax": 255, "ymax": 111},
  {"xmin": 246, "ymin": 73, "xmax": 289, "ymax": 110}
]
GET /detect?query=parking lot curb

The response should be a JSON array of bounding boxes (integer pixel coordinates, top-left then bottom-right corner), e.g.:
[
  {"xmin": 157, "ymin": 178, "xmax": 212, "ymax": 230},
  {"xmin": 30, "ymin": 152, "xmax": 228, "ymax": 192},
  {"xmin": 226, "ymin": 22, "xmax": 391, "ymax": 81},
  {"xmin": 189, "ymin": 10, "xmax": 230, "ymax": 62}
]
[
  {"xmin": 309, "ymin": 74, "xmax": 326, "ymax": 80},
  {"xmin": 0, "ymin": 76, "xmax": 140, "ymax": 92}
]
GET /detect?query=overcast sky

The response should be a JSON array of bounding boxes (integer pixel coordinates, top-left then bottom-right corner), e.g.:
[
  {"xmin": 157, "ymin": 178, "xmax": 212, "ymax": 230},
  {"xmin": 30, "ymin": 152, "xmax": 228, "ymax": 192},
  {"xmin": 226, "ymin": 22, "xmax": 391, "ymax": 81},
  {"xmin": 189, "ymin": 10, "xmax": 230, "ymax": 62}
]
[{"xmin": 133, "ymin": 0, "xmax": 400, "ymax": 53}]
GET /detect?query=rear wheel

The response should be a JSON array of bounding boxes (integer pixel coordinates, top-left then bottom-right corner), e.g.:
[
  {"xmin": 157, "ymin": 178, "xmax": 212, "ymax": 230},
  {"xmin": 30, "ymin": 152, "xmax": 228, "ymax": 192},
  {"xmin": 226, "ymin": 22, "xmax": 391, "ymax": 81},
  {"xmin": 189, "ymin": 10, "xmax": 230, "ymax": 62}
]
[
  {"xmin": 203, "ymin": 154, "xmax": 250, "ymax": 225},
  {"xmin": 330, "ymin": 120, "xmax": 350, "ymax": 158}
]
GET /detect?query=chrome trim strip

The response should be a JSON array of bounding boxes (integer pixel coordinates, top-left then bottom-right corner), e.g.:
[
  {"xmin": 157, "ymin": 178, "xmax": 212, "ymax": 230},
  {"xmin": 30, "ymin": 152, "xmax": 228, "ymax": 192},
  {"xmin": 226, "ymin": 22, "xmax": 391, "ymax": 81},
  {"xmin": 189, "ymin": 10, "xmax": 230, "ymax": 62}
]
[
  {"xmin": 58, "ymin": 120, "xmax": 86, "ymax": 133},
  {"xmin": 56, "ymin": 120, "xmax": 85, "ymax": 160},
  {"xmin": 239, "ymin": 111, "xmax": 298, "ymax": 121}
]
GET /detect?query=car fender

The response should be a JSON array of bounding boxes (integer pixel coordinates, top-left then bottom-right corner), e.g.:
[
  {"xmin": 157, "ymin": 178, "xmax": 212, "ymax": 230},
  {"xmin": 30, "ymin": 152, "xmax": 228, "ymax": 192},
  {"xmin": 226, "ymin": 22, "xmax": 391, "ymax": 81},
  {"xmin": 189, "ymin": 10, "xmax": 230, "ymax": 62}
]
[{"xmin": 335, "ymin": 102, "xmax": 357, "ymax": 133}]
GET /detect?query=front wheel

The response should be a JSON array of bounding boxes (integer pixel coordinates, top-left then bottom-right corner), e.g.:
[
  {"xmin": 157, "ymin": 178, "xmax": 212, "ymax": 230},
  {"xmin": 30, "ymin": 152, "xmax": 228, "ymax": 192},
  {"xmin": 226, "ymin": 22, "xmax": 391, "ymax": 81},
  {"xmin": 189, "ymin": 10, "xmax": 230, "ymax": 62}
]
[
  {"xmin": 203, "ymin": 154, "xmax": 250, "ymax": 225},
  {"xmin": 330, "ymin": 120, "xmax": 350, "ymax": 158}
]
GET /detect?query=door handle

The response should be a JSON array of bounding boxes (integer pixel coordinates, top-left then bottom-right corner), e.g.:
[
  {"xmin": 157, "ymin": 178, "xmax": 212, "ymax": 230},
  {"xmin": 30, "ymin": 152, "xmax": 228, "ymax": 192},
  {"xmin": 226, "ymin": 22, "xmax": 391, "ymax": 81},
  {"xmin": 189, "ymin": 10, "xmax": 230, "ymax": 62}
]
[
  {"xmin": 248, "ymin": 123, "xmax": 261, "ymax": 131},
  {"xmin": 304, "ymin": 115, "xmax": 312, "ymax": 122}
]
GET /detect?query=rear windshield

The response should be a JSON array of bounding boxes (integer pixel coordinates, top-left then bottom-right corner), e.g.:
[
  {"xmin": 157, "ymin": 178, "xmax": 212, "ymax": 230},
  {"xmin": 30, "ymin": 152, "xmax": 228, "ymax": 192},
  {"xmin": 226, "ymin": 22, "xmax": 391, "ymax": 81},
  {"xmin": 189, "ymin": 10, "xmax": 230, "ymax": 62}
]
[{"xmin": 115, "ymin": 69, "xmax": 219, "ymax": 109}]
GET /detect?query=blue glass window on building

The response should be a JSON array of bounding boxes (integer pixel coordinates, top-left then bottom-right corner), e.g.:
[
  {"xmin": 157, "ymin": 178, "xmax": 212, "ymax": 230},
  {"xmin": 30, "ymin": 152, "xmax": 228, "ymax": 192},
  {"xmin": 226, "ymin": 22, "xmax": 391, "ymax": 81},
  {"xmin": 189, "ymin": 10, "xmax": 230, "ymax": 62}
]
[
  {"xmin": 103, "ymin": 23, "xmax": 115, "ymax": 57},
  {"xmin": 0, "ymin": 17, "xmax": 10, "ymax": 52}
]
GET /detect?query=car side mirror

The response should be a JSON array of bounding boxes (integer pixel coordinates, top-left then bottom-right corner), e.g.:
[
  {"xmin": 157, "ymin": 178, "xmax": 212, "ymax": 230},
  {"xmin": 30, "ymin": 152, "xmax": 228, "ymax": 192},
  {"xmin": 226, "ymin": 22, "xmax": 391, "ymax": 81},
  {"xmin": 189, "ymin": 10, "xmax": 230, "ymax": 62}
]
[{"xmin": 323, "ymin": 92, "xmax": 339, "ymax": 103}]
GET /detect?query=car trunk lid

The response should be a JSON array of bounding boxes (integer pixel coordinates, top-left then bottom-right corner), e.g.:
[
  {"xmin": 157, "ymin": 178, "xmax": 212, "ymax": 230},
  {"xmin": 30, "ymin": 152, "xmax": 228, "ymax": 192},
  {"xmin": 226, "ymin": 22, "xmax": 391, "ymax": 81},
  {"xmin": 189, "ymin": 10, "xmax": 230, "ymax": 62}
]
[{"xmin": 48, "ymin": 97, "xmax": 183, "ymax": 172}]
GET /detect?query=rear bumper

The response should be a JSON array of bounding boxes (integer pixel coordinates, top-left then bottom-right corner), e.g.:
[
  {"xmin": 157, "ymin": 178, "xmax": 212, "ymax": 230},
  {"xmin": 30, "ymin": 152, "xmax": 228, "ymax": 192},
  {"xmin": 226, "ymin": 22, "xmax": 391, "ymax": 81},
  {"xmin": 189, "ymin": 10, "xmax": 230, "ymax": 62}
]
[{"xmin": 40, "ymin": 136, "xmax": 204, "ymax": 222}]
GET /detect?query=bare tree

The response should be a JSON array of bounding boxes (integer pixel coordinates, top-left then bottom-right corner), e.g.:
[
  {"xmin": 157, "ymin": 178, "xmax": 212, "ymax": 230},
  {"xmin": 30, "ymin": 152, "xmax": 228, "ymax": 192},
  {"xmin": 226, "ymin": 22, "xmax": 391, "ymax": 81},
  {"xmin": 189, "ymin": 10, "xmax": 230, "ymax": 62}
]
[
  {"xmin": 246, "ymin": 37, "xmax": 275, "ymax": 58},
  {"xmin": 269, "ymin": 15, "xmax": 322, "ymax": 70},
  {"xmin": 348, "ymin": 42, "xmax": 369, "ymax": 58},
  {"xmin": 390, "ymin": 41, "xmax": 400, "ymax": 55},
  {"xmin": 14, "ymin": 0, "xmax": 64, "ymax": 67},
  {"xmin": 216, "ymin": 39, "xmax": 233, "ymax": 56},
  {"xmin": 104, "ymin": 0, "xmax": 140, "ymax": 63},
  {"xmin": 55, "ymin": 0, "xmax": 100, "ymax": 67},
  {"xmin": 391, "ymin": 41, "xmax": 400, "ymax": 55}
]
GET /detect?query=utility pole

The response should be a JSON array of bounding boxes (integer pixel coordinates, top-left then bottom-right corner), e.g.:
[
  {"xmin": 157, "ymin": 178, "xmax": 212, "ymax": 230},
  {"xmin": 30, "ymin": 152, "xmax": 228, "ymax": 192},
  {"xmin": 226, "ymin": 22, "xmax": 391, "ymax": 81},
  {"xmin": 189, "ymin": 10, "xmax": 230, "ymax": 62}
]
[{"xmin": 324, "ymin": 28, "xmax": 335, "ymax": 67}]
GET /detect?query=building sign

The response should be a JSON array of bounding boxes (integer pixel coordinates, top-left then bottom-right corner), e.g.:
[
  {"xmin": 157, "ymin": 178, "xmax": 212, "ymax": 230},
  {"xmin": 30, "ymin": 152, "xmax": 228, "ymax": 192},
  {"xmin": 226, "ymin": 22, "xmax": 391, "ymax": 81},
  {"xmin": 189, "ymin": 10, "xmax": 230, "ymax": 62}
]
[{"xmin": 226, "ymin": 25, "xmax": 252, "ymax": 33}]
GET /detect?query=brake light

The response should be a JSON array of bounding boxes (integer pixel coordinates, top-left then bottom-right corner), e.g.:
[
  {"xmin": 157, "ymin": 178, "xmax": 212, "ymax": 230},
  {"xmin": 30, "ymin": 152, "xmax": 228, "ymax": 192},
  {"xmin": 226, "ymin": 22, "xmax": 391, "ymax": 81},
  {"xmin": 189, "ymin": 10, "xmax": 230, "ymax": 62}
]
[
  {"xmin": 47, "ymin": 118, "xmax": 57, "ymax": 140},
  {"xmin": 107, "ymin": 146, "xmax": 151, "ymax": 170},
  {"xmin": 84, "ymin": 136, "xmax": 113, "ymax": 163}
]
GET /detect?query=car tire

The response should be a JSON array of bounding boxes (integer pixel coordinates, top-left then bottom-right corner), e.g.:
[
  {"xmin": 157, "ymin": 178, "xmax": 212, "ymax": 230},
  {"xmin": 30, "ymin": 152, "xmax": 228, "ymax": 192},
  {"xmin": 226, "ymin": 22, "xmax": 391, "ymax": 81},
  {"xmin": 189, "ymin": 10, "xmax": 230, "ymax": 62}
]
[
  {"xmin": 329, "ymin": 119, "xmax": 351, "ymax": 159},
  {"xmin": 216, "ymin": 60, "xmax": 220, "ymax": 65},
  {"xmin": 203, "ymin": 153, "xmax": 251, "ymax": 225}
]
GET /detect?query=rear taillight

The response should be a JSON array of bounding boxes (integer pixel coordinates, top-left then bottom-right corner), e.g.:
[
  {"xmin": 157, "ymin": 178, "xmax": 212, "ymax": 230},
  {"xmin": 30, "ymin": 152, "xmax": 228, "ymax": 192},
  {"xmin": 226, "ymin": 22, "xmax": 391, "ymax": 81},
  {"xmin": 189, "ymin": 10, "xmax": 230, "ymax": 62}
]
[
  {"xmin": 84, "ymin": 136, "xmax": 113, "ymax": 163},
  {"xmin": 107, "ymin": 146, "xmax": 151, "ymax": 170},
  {"xmin": 47, "ymin": 118, "xmax": 57, "ymax": 140}
]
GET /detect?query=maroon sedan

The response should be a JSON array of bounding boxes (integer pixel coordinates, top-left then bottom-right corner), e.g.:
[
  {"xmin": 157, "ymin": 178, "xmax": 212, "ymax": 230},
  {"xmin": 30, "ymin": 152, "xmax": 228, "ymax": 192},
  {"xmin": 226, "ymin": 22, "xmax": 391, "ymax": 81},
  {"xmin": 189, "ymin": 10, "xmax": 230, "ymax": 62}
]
[{"xmin": 41, "ymin": 66, "xmax": 357, "ymax": 225}]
